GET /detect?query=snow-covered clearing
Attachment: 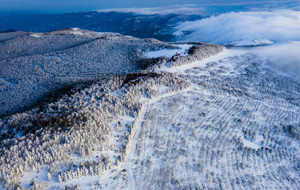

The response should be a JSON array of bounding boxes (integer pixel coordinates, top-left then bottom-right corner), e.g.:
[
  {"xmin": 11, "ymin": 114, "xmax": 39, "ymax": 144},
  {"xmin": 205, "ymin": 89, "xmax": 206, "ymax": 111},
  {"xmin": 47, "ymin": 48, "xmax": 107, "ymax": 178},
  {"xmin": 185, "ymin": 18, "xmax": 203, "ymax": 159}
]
[
  {"xmin": 130, "ymin": 49, "xmax": 300, "ymax": 189},
  {"xmin": 1, "ymin": 40, "xmax": 300, "ymax": 189},
  {"xmin": 242, "ymin": 139, "xmax": 261, "ymax": 150},
  {"xmin": 158, "ymin": 48, "xmax": 245, "ymax": 74},
  {"xmin": 30, "ymin": 34, "xmax": 41, "ymax": 38}
]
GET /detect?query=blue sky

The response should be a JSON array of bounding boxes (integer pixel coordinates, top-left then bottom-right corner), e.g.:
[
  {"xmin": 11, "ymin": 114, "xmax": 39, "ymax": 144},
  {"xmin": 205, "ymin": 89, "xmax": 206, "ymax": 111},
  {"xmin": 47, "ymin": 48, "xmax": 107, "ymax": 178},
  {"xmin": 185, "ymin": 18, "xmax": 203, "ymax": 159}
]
[{"xmin": 0, "ymin": 0, "xmax": 299, "ymax": 13}]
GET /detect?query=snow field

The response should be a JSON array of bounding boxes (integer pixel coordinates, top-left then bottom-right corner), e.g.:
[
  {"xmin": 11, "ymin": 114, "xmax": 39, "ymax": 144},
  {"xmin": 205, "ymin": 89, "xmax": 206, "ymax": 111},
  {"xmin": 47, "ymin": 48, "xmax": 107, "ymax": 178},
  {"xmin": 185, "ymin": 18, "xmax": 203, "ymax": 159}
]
[
  {"xmin": 0, "ymin": 72, "xmax": 190, "ymax": 189},
  {"xmin": 130, "ymin": 52, "xmax": 300, "ymax": 189},
  {"xmin": 0, "ymin": 34, "xmax": 299, "ymax": 190}
]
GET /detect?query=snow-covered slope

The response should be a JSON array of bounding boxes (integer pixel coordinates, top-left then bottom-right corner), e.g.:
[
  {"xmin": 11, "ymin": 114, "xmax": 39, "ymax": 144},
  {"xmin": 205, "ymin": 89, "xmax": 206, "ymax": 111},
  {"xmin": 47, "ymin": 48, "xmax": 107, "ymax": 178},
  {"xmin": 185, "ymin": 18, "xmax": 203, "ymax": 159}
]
[
  {"xmin": 135, "ymin": 47, "xmax": 300, "ymax": 189},
  {"xmin": 0, "ymin": 12, "xmax": 203, "ymax": 42},
  {"xmin": 0, "ymin": 29, "xmax": 174, "ymax": 117},
  {"xmin": 0, "ymin": 29, "xmax": 300, "ymax": 189}
]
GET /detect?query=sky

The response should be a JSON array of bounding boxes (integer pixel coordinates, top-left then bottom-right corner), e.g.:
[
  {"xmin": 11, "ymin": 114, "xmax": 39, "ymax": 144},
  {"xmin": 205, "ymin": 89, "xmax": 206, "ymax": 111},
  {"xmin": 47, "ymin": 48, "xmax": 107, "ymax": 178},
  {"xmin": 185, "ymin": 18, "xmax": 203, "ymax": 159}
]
[{"xmin": 0, "ymin": 0, "xmax": 299, "ymax": 13}]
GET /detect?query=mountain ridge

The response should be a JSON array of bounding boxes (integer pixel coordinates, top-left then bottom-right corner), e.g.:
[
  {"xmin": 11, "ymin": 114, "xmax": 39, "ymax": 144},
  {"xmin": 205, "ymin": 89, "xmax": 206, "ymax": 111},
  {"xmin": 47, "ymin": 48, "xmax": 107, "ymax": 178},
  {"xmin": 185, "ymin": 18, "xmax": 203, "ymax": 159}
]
[{"xmin": 0, "ymin": 11, "xmax": 204, "ymax": 41}]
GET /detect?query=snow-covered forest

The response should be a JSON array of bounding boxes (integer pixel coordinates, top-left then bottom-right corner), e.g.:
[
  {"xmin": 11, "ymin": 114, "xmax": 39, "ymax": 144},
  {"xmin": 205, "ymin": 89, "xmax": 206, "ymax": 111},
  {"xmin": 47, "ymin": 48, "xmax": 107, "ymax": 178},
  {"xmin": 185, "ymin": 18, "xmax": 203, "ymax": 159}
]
[{"xmin": 0, "ymin": 28, "xmax": 300, "ymax": 190}]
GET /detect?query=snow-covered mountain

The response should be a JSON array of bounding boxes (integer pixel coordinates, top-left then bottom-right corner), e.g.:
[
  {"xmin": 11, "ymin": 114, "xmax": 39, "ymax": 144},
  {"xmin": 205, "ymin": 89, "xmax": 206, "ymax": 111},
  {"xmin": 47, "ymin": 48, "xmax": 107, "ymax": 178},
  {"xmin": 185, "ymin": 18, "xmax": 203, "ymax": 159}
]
[
  {"xmin": 0, "ymin": 28, "xmax": 300, "ymax": 189},
  {"xmin": 0, "ymin": 28, "xmax": 177, "ymax": 117},
  {"xmin": 0, "ymin": 11, "xmax": 203, "ymax": 41}
]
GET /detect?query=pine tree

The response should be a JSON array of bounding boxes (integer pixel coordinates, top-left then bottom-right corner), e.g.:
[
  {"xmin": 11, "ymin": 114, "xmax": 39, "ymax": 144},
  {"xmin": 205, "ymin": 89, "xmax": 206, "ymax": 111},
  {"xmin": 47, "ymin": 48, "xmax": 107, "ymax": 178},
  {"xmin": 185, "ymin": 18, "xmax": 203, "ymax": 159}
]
[
  {"xmin": 58, "ymin": 175, "xmax": 62, "ymax": 183},
  {"xmin": 47, "ymin": 172, "xmax": 52, "ymax": 181}
]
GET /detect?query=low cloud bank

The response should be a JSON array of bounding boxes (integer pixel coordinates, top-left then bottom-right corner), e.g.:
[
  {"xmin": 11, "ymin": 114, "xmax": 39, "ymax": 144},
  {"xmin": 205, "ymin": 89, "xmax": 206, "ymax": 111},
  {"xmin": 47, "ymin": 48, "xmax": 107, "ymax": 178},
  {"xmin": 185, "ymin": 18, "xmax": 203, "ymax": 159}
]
[
  {"xmin": 173, "ymin": 10, "xmax": 300, "ymax": 78},
  {"xmin": 251, "ymin": 41, "xmax": 300, "ymax": 78},
  {"xmin": 96, "ymin": 1, "xmax": 300, "ymax": 16},
  {"xmin": 173, "ymin": 10, "xmax": 300, "ymax": 44},
  {"xmin": 97, "ymin": 5, "xmax": 205, "ymax": 15}
]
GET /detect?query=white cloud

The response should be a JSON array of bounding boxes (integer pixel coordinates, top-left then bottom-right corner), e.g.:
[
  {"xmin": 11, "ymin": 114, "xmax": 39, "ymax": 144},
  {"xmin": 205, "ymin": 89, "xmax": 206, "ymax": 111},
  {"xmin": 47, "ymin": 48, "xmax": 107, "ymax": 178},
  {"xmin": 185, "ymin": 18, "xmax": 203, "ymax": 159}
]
[
  {"xmin": 96, "ymin": 1, "xmax": 300, "ymax": 16},
  {"xmin": 251, "ymin": 41, "xmax": 300, "ymax": 77},
  {"xmin": 173, "ymin": 10, "xmax": 300, "ymax": 44},
  {"xmin": 97, "ymin": 5, "xmax": 205, "ymax": 15}
]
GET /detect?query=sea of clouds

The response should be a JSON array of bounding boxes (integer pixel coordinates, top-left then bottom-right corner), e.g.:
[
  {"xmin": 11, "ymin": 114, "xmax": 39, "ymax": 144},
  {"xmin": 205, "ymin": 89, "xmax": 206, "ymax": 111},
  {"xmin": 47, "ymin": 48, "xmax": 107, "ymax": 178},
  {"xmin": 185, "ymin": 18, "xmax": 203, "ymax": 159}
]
[
  {"xmin": 173, "ymin": 10, "xmax": 300, "ymax": 44},
  {"xmin": 173, "ymin": 9, "xmax": 300, "ymax": 78},
  {"xmin": 97, "ymin": 4, "xmax": 205, "ymax": 15},
  {"xmin": 251, "ymin": 41, "xmax": 300, "ymax": 77}
]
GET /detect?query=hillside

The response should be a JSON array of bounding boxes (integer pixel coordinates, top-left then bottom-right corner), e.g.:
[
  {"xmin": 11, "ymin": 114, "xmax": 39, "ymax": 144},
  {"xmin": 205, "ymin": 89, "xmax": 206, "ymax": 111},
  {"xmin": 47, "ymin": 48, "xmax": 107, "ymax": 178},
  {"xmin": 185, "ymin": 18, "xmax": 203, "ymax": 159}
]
[
  {"xmin": 0, "ymin": 12, "xmax": 203, "ymax": 41},
  {"xmin": 0, "ymin": 28, "xmax": 173, "ymax": 117},
  {"xmin": 0, "ymin": 29, "xmax": 300, "ymax": 189}
]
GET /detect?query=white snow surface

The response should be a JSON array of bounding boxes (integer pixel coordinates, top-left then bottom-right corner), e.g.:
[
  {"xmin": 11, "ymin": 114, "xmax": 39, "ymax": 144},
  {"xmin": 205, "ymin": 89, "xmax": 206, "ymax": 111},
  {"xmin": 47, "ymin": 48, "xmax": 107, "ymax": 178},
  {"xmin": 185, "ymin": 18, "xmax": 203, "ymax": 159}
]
[
  {"xmin": 242, "ymin": 139, "xmax": 261, "ymax": 150},
  {"xmin": 2, "ymin": 41, "xmax": 300, "ymax": 189},
  {"xmin": 30, "ymin": 34, "xmax": 41, "ymax": 38},
  {"xmin": 158, "ymin": 48, "xmax": 246, "ymax": 74},
  {"xmin": 144, "ymin": 44, "xmax": 192, "ymax": 58}
]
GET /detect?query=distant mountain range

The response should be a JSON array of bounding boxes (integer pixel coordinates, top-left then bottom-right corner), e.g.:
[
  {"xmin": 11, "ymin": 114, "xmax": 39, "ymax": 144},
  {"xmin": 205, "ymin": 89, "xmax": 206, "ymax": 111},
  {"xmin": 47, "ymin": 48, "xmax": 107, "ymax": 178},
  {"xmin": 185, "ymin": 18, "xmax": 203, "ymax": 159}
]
[{"xmin": 0, "ymin": 11, "xmax": 203, "ymax": 41}]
